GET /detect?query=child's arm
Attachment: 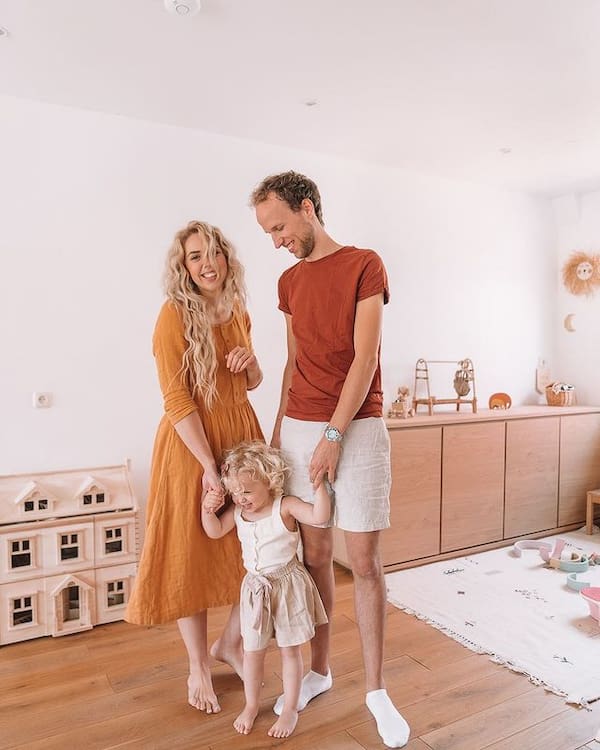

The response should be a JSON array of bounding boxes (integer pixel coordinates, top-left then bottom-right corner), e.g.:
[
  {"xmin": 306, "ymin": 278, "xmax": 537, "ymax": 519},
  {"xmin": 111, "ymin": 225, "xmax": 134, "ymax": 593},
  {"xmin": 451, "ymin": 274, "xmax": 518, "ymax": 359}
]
[
  {"xmin": 201, "ymin": 489, "xmax": 236, "ymax": 539},
  {"xmin": 282, "ymin": 481, "xmax": 331, "ymax": 527}
]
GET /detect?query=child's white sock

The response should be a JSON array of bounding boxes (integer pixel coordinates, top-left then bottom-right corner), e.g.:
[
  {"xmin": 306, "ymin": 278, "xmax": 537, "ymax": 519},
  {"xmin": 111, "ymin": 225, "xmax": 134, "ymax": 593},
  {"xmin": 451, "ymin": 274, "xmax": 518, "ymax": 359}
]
[
  {"xmin": 273, "ymin": 669, "xmax": 332, "ymax": 715},
  {"xmin": 366, "ymin": 689, "xmax": 410, "ymax": 748}
]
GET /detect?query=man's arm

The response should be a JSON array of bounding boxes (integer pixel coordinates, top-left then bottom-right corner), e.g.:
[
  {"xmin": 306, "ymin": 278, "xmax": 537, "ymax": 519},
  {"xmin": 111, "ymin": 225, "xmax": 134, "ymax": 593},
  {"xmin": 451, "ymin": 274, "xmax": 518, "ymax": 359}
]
[
  {"xmin": 309, "ymin": 292, "xmax": 384, "ymax": 487},
  {"xmin": 271, "ymin": 313, "xmax": 296, "ymax": 448}
]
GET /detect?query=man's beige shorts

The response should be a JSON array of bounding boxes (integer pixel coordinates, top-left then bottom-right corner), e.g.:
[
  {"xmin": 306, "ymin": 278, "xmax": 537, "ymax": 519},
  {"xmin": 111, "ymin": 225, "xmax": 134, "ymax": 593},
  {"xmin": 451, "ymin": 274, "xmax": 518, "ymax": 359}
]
[{"xmin": 280, "ymin": 416, "xmax": 391, "ymax": 532}]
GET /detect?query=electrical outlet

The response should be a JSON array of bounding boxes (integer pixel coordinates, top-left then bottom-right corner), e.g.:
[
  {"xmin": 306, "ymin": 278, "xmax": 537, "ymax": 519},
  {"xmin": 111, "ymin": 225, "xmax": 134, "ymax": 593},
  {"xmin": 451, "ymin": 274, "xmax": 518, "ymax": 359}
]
[{"xmin": 32, "ymin": 392, "xmax": 52, "ymax": 408}]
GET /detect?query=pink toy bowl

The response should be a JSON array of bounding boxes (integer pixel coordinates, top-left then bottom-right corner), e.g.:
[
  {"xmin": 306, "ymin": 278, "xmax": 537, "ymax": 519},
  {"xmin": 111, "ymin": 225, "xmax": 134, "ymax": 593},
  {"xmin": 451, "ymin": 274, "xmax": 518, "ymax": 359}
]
[{"xmin": 580, "ymin": 587, "xmax": 600, "ymax": 623}]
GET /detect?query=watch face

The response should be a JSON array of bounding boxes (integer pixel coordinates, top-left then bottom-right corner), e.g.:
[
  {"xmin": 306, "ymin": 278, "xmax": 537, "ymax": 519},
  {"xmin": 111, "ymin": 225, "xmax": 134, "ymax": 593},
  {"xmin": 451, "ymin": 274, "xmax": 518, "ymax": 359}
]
[{"xmin": 325, "ymin": 426, "xmax": 342, "ymax": 442}]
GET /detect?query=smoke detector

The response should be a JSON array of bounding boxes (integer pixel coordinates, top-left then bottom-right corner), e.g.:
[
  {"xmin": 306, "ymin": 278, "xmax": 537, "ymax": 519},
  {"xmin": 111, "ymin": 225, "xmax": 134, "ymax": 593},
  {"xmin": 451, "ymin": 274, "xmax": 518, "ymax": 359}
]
[{"xmin": 164, "ymin": 0, "xmax": 201, "ymax": 16}]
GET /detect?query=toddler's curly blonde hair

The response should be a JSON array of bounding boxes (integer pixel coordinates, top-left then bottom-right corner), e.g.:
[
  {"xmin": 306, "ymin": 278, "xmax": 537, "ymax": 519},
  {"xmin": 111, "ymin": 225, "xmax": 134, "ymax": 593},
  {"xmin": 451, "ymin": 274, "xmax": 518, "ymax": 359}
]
[{"xmin": 220, "ymin": 441, "xmax": 288, "ymax": 498}]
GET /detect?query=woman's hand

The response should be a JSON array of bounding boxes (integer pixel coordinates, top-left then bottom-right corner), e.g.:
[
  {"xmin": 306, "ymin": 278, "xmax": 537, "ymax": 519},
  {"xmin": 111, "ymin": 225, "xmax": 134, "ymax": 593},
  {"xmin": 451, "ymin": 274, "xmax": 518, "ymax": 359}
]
[
  {"xmin": 202, "ymin": 465, "xmax": 223, "ymax": 495},
  {"xmin": 226, "ymin": 346, "xmax": 257, "ymax": 374}
]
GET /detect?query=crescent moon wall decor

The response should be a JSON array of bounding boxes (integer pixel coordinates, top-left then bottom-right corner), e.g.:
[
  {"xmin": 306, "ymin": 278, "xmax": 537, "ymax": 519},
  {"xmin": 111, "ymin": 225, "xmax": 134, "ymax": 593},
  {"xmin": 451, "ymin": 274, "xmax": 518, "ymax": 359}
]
[{"xmin": 564, "ymin": 313, "xmax": 576, "ymax": 332}]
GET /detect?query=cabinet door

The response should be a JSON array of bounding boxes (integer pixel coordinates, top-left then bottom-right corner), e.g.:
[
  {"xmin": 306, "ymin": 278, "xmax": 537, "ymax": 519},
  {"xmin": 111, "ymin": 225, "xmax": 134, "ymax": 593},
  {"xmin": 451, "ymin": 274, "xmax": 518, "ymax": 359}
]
[
  {"xmin": 441, "ymin": 421, "xmax": 505, "ymax": 552},
  {"xmin": 504, "ymin": 417, "xmax": 559, "ymax": 537},
  {"xmin": 559, "ymin": 413, "xmax": 600, "ymax": 525},
  {"xmin": 380, "ymin": 426, "xmax": 441, "ymax": 566}
]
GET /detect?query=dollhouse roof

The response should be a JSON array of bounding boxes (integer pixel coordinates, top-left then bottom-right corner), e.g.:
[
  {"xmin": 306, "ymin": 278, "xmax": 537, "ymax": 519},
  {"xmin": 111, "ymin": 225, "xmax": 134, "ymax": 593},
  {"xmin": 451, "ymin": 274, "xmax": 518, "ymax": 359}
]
[
  {"xmin": 12, "ymin": 480, "xmax": 56, "ymax": 506},
  {"xmin": 74, "ymin": 475, "xmax": 108, "ymax": 498},
  {"xmin": 0, "ymin": 464, "xmax": 137, "ymax": 527}
]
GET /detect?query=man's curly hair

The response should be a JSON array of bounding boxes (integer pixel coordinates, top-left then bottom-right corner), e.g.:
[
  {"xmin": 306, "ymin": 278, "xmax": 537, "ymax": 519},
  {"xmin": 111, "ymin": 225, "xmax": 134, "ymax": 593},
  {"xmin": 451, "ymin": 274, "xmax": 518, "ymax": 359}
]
[{"xmin": 249, "ymin": 170, "xmax": 324, "ymax": 226}]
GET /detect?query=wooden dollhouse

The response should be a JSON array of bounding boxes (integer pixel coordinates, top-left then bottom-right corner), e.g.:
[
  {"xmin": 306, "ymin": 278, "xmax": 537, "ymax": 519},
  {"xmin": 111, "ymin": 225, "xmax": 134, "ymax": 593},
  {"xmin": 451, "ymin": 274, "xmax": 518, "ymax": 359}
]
[{"xmin": 0, "ymin": 463, "xmax": 138, "ymax": 645}]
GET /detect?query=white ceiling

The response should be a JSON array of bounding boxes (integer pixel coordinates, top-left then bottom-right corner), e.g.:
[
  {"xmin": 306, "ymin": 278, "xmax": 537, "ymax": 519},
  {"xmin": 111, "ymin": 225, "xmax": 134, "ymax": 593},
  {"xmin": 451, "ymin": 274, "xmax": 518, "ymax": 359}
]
[{"xmin": 2, "ymin": 0, "xmax": 600, "ymax": 196}]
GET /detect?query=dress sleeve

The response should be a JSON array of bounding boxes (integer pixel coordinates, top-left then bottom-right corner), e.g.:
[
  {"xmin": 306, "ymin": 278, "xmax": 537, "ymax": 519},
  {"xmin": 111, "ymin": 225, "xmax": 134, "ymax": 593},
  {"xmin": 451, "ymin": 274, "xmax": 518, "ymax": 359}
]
[
  {"xmin": 243, "ymin": 310, "xmax": 255, "ymax": 350},
  {"xmin": 152, "ymin": 302, "xmax": 199, "ymax": 425}
]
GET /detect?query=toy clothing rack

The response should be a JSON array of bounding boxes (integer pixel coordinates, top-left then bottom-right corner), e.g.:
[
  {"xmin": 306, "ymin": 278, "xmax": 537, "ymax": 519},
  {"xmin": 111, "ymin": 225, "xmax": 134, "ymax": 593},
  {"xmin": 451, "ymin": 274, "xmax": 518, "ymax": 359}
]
[{"xmin": 412, "ymin": 358, "xmax": 477, "ymax": 415}]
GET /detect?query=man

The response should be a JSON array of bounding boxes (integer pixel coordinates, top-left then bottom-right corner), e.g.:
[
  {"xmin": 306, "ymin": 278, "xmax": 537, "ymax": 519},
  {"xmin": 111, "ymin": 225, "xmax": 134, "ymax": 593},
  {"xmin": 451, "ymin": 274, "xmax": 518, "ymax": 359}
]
[{"xmin": 250, "ymin": 171, "xmax": 410, "ymax": 749}]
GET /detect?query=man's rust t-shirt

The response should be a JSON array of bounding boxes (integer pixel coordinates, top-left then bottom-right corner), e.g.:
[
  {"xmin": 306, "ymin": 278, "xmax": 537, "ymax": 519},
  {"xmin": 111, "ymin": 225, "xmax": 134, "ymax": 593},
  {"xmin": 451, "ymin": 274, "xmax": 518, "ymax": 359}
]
[{"xmin": 278, "ymin": 246, "xmax": 390, "ymax": 422}]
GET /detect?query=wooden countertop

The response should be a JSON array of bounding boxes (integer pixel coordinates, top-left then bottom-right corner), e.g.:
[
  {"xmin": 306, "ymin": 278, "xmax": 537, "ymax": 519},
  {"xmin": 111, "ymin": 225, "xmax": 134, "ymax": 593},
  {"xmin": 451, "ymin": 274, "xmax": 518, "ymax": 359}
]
[{"xmin": 385, "ymin": 405, "xmax": 600, "ymax": 429}]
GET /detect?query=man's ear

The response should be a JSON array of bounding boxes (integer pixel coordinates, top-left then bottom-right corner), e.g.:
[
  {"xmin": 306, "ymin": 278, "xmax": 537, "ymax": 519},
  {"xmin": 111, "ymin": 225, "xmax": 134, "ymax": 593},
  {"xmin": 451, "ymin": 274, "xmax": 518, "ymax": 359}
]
[{"xmin": 301, "ymin": 198, "xmax": 314, "ymax": 216}]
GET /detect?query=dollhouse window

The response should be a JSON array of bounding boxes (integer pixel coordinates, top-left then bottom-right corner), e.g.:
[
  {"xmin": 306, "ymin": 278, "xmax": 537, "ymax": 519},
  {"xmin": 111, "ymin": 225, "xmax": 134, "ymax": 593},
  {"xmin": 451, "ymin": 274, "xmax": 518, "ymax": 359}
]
[
  {"xmin": 11, "ymin": 596, "xmax": 34, "ymax": 627},
  {"xmin": 107, "ymin": 580, "xmax": 125, "ymax": 607},
  {"xmin": 104, "ymin": 527, "xmax": 123, "ymax": 554},
  {"xmin": 10, "ymin": 539, "xmax": 32, "ymax": 569},
  {"xmin": 24, "ymin": 501, "xmax": 34, "ymax": 512},
  {"xmin": 83, "ymin": 491, "xmax": 106, "ymax": 505},
  {"xmin": 38, "ymin": 499, "xmax": 48, "ymax": 510},
  {"xmin": 60, "ymin": 533, "xmax": 80, "ymax": 561}
]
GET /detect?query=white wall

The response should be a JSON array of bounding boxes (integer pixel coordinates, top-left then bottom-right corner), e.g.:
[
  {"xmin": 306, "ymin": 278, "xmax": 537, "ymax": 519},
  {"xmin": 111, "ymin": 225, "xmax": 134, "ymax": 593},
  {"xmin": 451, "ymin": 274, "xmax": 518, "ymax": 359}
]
[
  {"xmin": 553, "ymin": 191, "xmax": 600, "ymax": 404},
  {"xmin": 0, "ymin": 95, "xmax": 557, "ymax": 506}
]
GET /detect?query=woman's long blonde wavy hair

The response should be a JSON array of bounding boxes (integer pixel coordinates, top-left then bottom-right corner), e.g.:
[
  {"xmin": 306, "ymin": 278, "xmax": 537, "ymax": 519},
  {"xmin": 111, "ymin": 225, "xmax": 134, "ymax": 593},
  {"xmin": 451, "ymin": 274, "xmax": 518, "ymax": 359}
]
[{"xmin": 163, "ymin": 221, "xmax": 247, "ymax": 410}]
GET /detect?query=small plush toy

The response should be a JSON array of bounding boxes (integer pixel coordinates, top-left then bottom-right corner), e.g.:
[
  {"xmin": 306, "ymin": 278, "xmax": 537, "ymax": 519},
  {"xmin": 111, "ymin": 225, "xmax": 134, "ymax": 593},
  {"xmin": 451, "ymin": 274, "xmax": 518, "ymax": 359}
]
[{"xmin": 388, "ymin": 386, "xmax": 415, "ymax": 419}]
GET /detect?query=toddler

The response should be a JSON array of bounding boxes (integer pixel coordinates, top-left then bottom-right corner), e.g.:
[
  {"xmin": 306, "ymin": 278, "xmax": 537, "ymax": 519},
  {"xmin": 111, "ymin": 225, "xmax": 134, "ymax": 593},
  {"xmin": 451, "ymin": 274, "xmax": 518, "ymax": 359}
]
[{"xmin": 201, "ymin": 440, "xmax": 329, "ymax": 738}]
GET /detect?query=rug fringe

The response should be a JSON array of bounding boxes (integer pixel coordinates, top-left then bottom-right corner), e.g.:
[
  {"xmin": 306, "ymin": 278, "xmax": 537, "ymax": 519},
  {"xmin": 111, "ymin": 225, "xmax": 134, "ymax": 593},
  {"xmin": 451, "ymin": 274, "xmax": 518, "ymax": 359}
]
[{"xmin": 393, "ymin": 603, "xmax": 592, "ymax": 709}]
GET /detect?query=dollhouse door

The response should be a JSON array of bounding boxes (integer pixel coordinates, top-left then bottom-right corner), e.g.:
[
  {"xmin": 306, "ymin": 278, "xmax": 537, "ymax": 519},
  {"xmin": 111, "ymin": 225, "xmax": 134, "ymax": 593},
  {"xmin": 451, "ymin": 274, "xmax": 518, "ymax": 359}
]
[
  {"xmin": 61, "ymin": 585, "xmax": 80, "ymax": 621},
  {"xmin": 50, "ymin": 576, "xmax": 93, "ymax": 636}
]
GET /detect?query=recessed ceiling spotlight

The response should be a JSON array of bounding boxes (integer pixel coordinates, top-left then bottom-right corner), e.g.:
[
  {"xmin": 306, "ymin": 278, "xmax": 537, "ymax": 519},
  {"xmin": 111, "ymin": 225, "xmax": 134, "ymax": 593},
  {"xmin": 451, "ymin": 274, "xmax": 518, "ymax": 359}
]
[
  {"xmin": 0, "ymin": 26, "xmax": 9, "ymax": 38},
  {"xmin": 164, "ymin": 0, "xmax": 201, "ymax": 16},
  {"xmin": 499, "ymin": 147, "xmax": 512, "ymax": 155}
]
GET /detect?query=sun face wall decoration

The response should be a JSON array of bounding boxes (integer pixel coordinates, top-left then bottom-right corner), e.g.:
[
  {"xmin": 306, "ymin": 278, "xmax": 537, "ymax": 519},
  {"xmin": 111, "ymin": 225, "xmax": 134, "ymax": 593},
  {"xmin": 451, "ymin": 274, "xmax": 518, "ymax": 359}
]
[{"xmin": 561, "ymin": 250, "xmax": 600, "ymax": 296}]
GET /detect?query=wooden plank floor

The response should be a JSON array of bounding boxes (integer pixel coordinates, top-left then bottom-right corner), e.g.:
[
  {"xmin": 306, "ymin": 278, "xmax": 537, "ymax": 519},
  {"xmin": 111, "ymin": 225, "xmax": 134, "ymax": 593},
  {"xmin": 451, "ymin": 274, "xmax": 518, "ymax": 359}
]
[{"xmin": 1, "ymin": 565, "xmax": 598, "ymax": 750}]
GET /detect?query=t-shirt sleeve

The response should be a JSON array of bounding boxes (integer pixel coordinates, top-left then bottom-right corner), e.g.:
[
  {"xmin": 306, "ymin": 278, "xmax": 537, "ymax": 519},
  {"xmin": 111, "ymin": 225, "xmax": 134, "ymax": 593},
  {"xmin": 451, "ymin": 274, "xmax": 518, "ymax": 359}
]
[
  {"xmin": 357, "ymin": 252, "xmax": 390, "ymax": 304},
  {"xmin": 278, "ymin": 273, "xmax": 291, "ymax": 315},
  {"xmin": 152, "ymin": 302, "xmax": 199, "ymax": 425}
]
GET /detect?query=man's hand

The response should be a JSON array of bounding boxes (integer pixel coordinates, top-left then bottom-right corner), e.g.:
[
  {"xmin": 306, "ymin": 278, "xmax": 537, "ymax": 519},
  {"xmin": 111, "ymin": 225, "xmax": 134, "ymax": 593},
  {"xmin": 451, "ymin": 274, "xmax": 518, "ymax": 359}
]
[{"xmin": 309, "ymin": 436, "xmax": 341, "ymax": 489}]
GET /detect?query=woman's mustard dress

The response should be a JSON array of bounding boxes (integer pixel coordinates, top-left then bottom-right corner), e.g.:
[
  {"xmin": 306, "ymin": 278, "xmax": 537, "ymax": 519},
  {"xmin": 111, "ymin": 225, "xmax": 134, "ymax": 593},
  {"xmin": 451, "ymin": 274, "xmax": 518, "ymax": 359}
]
[{"xmin": 126, "ymin": 301, "xmax": 264, "ymax": 624}]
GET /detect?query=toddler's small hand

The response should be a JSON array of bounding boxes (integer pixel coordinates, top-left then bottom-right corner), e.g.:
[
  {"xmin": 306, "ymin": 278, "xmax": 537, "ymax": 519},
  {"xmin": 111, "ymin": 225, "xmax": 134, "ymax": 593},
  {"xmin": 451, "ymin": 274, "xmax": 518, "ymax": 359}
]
[{"xmin": 202, "ymin": 489, "xmax": 224, "ymax": 514}]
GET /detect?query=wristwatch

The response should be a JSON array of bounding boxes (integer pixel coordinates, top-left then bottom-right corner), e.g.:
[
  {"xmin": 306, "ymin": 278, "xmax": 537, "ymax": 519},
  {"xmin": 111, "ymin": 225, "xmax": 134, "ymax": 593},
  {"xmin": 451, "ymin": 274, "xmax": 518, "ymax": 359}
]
[{"xmin": 324, "ymin": 424, "xmax": 343, "ymax": 442}]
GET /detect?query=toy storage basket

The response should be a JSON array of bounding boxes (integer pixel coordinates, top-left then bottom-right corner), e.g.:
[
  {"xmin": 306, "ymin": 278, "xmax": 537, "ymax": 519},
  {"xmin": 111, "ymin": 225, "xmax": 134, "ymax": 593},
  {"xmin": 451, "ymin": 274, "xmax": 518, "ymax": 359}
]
[{"xmin": 546, "ymin": 384, "xmax": 576, "ymax": 406}]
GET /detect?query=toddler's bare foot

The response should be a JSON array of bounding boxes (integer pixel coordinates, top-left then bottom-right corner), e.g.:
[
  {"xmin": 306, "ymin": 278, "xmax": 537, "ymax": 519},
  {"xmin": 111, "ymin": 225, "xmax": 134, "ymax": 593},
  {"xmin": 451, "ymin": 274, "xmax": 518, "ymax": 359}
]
[
  {"xmin": 268, "ymin": 708, "xmax": 298, "ymax": 738},
  {"xmin": 187, "ymin": 666, "xmax": 220, "ymax": 713},
  {"xmin": 233, "ymin": 705, "xmax": 259, "ymax": 734},
  {"xmin": 210, "ymin": 637, "xmax": 244, "ymax": 680}
]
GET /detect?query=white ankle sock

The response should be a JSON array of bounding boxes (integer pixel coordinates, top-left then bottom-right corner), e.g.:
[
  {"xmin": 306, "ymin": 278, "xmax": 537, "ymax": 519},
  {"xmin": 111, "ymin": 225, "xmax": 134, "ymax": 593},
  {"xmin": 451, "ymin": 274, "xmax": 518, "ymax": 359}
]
[
  {"xmin": 366, "ymin": 689, "xmax": 410, "ymax": 748},
  {"xmin": 273, "ymin": 669, "xmax": 333, "ymax": 715}
]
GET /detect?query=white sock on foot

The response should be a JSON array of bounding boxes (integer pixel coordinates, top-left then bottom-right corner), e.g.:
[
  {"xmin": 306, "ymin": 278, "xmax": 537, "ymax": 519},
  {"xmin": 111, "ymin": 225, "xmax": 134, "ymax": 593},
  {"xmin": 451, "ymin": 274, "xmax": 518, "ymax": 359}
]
[
  {"xmin": 273, "ymin": 669, "xmax": 333, "ymax": 715},
  {"xmin": 366, "ymin": 689, "xmax": 410, "ymax": 748}
]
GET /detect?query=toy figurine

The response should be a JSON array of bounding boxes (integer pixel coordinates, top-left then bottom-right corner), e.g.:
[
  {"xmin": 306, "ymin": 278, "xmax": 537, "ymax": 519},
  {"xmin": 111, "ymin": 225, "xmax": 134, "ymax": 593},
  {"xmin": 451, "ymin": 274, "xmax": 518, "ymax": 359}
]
[{"xmin": 388, "ymin": 386, "xmax": 414, "ymax": 419}]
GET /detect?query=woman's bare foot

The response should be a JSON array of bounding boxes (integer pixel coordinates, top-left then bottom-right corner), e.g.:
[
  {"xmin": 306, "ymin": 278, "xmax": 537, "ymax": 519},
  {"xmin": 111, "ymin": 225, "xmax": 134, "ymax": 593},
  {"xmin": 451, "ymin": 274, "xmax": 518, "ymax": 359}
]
[
  {"xmin": 233, "ymin": 704, "xmax": 259, "ymax": 734},
  {"xmin": 210, "ymin": 637, "xmax": 244, "ymax": 680},
  {"xmin": 187, "ymin": 666, "xmax": 220, "ymax": 713},
  {"xmin": 267, "ymin": 708, "xmax": 298, "ymax": 738}
]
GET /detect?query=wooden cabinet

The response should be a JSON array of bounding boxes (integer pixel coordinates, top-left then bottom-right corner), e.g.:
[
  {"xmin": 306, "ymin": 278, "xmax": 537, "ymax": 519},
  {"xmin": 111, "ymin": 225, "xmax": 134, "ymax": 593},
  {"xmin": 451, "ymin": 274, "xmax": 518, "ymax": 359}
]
[
  {"xmin": 332, "ymin": 406, "xmax": 600, "ymax": 571},
  {"xmin": 559, "ymin": 413, "xmax": 600, "ymax": 525},
  {"xmin": 379, "ymin": 426, "xmax": 441, "ymax": 565},
  {"xmin": 504, "ymin": 417, "xmax": 559, "ymax": 537},
  {"xmin": 441, "ymin": 421, "xmax": 505, "ymax": 552}
]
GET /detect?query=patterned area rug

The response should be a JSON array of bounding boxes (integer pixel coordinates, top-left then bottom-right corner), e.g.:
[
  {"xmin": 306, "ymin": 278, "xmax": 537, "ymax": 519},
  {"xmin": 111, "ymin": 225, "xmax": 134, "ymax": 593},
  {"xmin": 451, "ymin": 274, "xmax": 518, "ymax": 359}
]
[{"xmin": 385, "ymin": 529, "xmax": 600, "ymax": 706}]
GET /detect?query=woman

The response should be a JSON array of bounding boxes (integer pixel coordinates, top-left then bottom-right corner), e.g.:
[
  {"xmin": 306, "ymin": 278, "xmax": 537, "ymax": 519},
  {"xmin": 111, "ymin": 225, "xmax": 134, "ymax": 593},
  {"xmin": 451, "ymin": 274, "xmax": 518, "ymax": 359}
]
[{"xmin": 126, "ymin": 221, "xmax": 264, "ymax": 715}]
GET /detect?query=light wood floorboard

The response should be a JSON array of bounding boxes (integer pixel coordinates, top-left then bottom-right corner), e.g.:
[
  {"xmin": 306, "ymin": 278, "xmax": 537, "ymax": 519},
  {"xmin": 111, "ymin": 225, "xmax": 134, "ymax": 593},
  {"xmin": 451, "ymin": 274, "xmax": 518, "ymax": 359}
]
[{"xmin": 1, "ymin": 565, "xmax": 598, "ymax": 750}]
